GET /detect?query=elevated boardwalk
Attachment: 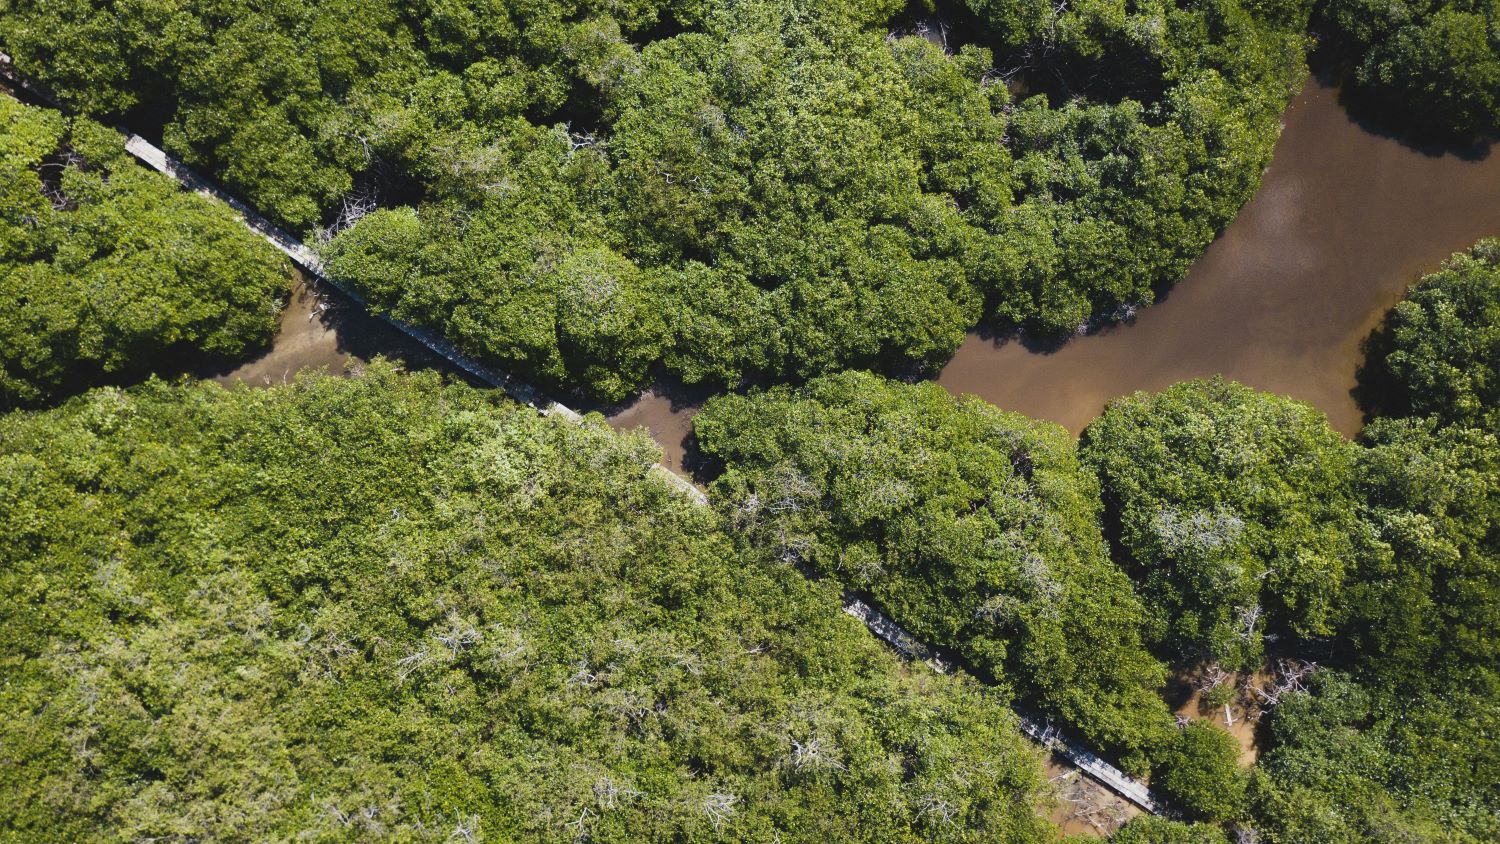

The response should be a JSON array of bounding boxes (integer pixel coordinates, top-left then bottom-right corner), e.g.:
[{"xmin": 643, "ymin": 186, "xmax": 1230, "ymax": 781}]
[
  {"xmin": 1, "ymin": 51, "xmax": 702, "ymax": 506},
  {"xmin": 5, "ymin": 52, "xmax": 1159, "ymax": 815},
  {"xmin": 124, "ymin": 131, "xmax": 705, "ymax": 508},
  {"xmin": 844, "ymin": 596, "xmax": 1161, "ymax": 813}
]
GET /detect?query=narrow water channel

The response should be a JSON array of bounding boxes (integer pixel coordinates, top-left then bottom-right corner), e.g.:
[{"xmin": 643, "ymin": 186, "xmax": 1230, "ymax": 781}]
[
  {"xmin": 608, "ymin": 75, "xmax": 1500, "ymax": 466},
  {"xmin": 938, "ymin": 76, "xmax": 1500, "ymax": 436},
  {"xmin": 209, "ymin": 270, "xmax": 451, "ymax": 388}
]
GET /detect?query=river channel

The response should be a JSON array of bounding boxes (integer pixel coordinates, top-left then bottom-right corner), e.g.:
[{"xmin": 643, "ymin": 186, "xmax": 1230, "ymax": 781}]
[
  {"xmin": 606, "ymin": 75, "xmax": 1500, "ymax": 469},
  {"xmin": 220, "ymin": 75, "xmax": 1500, "ymax": 472}
]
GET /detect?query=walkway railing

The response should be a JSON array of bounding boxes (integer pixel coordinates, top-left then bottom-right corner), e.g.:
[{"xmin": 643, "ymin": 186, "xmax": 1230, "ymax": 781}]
[
  {"xmin": 844, "ymin": 596, "xmax": 1161, "ymax": 813},
  {"xmin": 127, "ymin": 133, "xmax": 707, "ymax": 507},
  {"xmin": 5, "ymin": 51, "xmax": 1162, "ymax": 814},
  {"xmin": 0, "ymin": 52, "xmax": 703, "ymax": 506}
]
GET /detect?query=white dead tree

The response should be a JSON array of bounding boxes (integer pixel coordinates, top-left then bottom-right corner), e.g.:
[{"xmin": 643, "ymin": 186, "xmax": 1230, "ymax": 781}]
[
  {"xmin": 316, "ymin": 190, "xmax": 378, "ymax": 243},
  {"xmin": 842, "ymin": 546, "xmax": 886, "ymax": 583},
  {"xmin": 483, "ymin": 625, "xmax": 527, "ymax": 668},
  {"xmin": 593, "ymin": 776, "xmax": 643, "ymax": 810},
  {"xmin": 448, "ymin": 815, "xmax": 479, "ymax": 843},
  {"xmin": 974, "ymin": 593, "xmax": 1024, "ymax": 627},
  {"xmin": 917, "ymin": 792, "xmax": 959, "ymax": 827},
  {"xmin": 296, "ymin": 625, "xmax": 358, "ymax": 683},
  {"xmin": 431, "ymin": 613, "xmax": 481, "ymax": 657},
  {"xmin": 318, "ymin": 793, "xmax": 400, "ymax": 836},
  {"xmin": 738, "ymin": 492, "xmax": 762, "ymax": 517},
  {"xmin": 35, "ymin": 152, "xmax": 86, "ymax": 210},
  {"xmin": 1235, "ymin": 603, "xmax": 1263, "ymax": 645},
  {"xmin": 1251, "ymin": 659, "xmax": 1317, "ymax": 711},
  {"xmin": 1195, "ymin": 663, "xmax": 1234, "ymax": 694},
  {"xmin": 767, "ymin": 465, "xmax": 819, "ymax": 514},
  {"xmin": 394, "ymin": 646, "xmax": 433, "ymax": 684},
  {"xmin": 566, "ymin": 124, "xmax": 600, "ymax": 153},
  {"xmin": 1020, "ymin": 553, "xmax": 1063, "ymax": 613},
  {"xmin": 788, "ymin": 736, "xmax": 846, "ymax": 773},
  {"xmin": 1052, "ymin": 770, "xmax": 1130, "ymax": 834},
  {"xmin": 775, "ymin": 530, "xmax": 813, "ymax": 566},
  {"xmin": 566, "ymin": 660, "xmax": 600, "ymax": 689},
  {"xmin": 1152, "ymin": 507, "xmax": 1245, "ymax": 556},
  {"xmin": 702, "ymin": 792, "xmax": 738, "ymax": 831},
  {"xmin": 564, "ymin": 807, "xmax": 593, "ymax": 843}
]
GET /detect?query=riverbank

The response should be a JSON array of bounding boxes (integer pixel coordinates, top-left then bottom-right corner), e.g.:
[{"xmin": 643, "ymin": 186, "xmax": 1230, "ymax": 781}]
[
  {"xmin": 608, "ymin": 74, "xmax": 1500, "ymax": 467},
  {"xmin": 205, "ymin": 270, "xmax": 453, "ymax": 388},
  {"xmin": 937, "ymin": 75, "xmax": 1500, "ymax": 436}
]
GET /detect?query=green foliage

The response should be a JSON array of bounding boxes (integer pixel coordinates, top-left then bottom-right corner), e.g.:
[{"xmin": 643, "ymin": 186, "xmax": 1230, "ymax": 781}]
[
  {"xmin": 1201, "ymin": 681, "xmax": 1235, "ymax": 708},
  {"xmin": 0, "ymin": 97, "xmax": 289, "ymax": 406},
  {"xmin": 694, "ymin": 371, "xmax": 1173, "ymax": 771},
  {"xmin": 1245, "ymin": 238, "xmax": 1500, "ymax": 843},
  {"xmin": 0, "ymin": 365, "xmax": 1056, "ymax": 842},
  {"xmin": 1248, "ymin": 670, "xmax": 1499, "ymax": 842},
  {"xmin": 1363, "ymin": 238, "xmax": 1500, "ymax": 430},
  {"xmin": 1110, "ymin": 815, "xmax": 1230, "ymax": 843},
  {"xmin": 1349, "ymin": 416, "xmax": 1499, "ymax": 688},
  {"xmin": 602, "ymin": 9, "xmax": 997, "ymax": 385},
  {"xmin": 1321, "ymin": 0, "xmax": 1500, "ymax": 136},
  {"xmin": 320, "ymin": 147, "xmax": 670, "ymax": 402},
  {"xmin": 1080, "ymin": 379, "xmax": 1361, "ymax": 668},
  {"xmin": 2, "ymin": 0, "xmax": 1311, "ymax": 399},
  {"xmin": 1155, "ymin": 721, "xmax": 1245, "ymax": 822},
  {"xmin": 0, "ymin": 0, "xmax": 690, "ymax": 228}
]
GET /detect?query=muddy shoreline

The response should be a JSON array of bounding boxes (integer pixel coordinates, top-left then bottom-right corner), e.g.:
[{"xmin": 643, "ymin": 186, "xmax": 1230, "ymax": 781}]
[{"xmin": 608, "ymin": 75, "xmax": 1500, "ymax": 468}]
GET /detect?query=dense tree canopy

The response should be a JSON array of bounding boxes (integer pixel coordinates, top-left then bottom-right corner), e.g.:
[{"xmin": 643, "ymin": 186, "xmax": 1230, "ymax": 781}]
[
  {"xmin": 1153, "ymin": 721, "xmax": 1245, "ymax": 822},
  {"xmin": 1078, "ymin": 362, "xmax": 1498, "ymax": 840},
  {"xmin": 1362, "ymin": 238, "xmax": 1500, "ymax": 430},
  {"xmin": 1111, "ymin": 816, "xmax": 1230, "ymax": 843},
  {"xmin": 0, "ymin": 97, "xmax": 289, "ymax": 405},
  {"xmin": 0, "ymin": 0, "xmax": 698, "ymax": 228},
  {"xmin": 1240, "ymin": 244, "xmax": 1500, "ymax": 844},
  {"xmin": 1080, "ymin": 379, "xmax": 1362, "ymax": 669},
  {"xmin": 1248, "ymin": 669, "xmax": 1499, "ymax": 841},
  {"xmin": 2, "ymin": 0, "xmax": 1312, "ymax": 400},
  {"xmin": 694, "ymin": 372, "xmax": 1173, "ymax": 772},
  {"xmin": 5, "ymin": 1, "xmax": 1500, "ymax": 836},
  {"xmin": 1321, "ymin": 0, "xmax": 1500, "ymax": 136},
  {"xmin": 0, "ymin": 365, "xmax": 1057, "ymax": 842},
  {"xmin": 1347, "ymin": 417, "xmax": 1499, "ymax": 688}
]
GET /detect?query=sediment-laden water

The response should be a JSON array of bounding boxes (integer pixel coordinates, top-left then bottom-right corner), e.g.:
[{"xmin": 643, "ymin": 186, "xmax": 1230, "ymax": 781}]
[{"xmin": 609, "ymin": 76, "xmax": 1500, "ymax": 467}]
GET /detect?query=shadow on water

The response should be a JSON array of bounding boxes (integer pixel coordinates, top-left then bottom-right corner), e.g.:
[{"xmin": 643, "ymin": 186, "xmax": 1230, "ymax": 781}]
[
  {"xmin": 889, "ymin": 0, "xmax": 989, "ymax": 54},
  {"xmin": 2, "ymin": 269, "xmax": 469, "ymax": 414},
  {"xmin": 968, "ymin": 306, "xmax": 1151, "ymax": 357},
  {"xmin": 590, "ymin": 371, "xmax": 722, "ymax": 478},
  {"xmin": 198, "ymin": 271, "xmax": 471, "ymax": 389},
  {"xmin": 936, "ymin": 75, "xmax": 1500, "ymax": 438},
  {"xmin": 1349, "ymin": 319, "xmax": 1406, "ymax": 430},
  {"xmin": 609, "ymin": 74, "xmax": 1500, "ymax": 458},
  {"xmin": 199, "ymin": 71, "xmax": 1499, "ymax": 472},
  {"xmin": 1308, "ymin": 41, "xmax": 1497, "ymax": 161}
]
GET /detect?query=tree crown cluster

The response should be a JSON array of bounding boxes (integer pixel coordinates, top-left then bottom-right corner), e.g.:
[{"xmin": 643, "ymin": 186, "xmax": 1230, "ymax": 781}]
[
  {"xmin": 0, "ymin": 97, "xmax": 289, "ymax": 406},
  {"xmin": 0, "ymin": 366, "xmax": 1056, "ymax": 842},
  {"xmin": 693, "ymin": 238, "xmax": 1499, "ymax": 836},
  {"xmin": 2, "ymin": 0, "xmax": 1313, "ymax": 400},
  {"xmin": 1320, "ymin": 0, "xmax": 1500, "ymax": 137}
]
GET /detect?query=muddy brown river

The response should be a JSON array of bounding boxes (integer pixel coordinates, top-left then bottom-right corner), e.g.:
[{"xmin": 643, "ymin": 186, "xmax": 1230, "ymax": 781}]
[
  {"xmin": 607, "ymin": 76, "xmax": 1500, "ymax": 467},
  {"xmin": 224, "ymin": 76, "xmax": 1500, "ymax": 471},
  {"xmin": 209, "ymin": 271, "xmax": 449, "ymax": 388}
]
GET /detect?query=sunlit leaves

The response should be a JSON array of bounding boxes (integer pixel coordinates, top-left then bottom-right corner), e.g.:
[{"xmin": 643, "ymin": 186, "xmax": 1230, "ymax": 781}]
[
  {"xmin": 696, "ymin": 371, "xmax": 1174, "ymax": 770},
  {"xmin": 0, "ymin": 367, "xmax": 1055, "ymax": 841},
  {"xmin": 0, "ymin": 99, "xmax": 288, "ymax": 406}
]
